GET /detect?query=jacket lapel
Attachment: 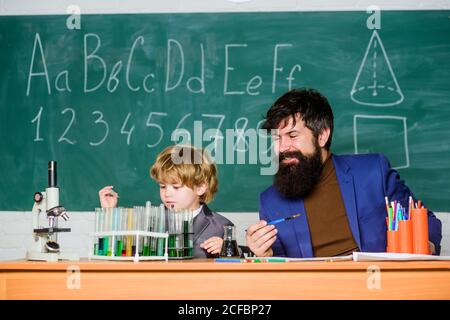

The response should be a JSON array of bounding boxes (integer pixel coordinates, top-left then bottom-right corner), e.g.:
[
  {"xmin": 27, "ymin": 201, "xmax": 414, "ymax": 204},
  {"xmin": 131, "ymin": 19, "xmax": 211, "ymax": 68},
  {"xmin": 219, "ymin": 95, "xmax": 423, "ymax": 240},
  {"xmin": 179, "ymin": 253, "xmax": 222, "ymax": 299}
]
[
  {"xmin": 332, "ymin": 155, "xmax": 362, "ymax": 249},
  {"xmin": 274, "ymin": 194, "xmax": 312, "ymax": 258},
  {"xmin": 287, "ymin": 198, "xmax": 313, "ymax": 258},
  {"xmin": 193, "ymin": 204, "xmax": 211, "ymax": 242}
]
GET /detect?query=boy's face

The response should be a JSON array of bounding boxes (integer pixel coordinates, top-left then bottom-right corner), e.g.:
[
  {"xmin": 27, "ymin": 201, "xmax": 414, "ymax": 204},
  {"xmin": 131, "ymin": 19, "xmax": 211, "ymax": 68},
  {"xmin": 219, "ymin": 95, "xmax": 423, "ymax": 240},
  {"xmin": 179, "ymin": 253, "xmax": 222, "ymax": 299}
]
[{"xmin": 159, "ymin": 181, "xmax": 206, "ymax": 211}]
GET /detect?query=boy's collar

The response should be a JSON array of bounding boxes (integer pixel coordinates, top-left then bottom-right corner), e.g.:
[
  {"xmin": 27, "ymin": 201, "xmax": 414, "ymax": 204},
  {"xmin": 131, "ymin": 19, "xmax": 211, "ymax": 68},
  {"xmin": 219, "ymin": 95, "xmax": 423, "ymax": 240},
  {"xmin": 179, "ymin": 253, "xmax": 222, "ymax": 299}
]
[
  {"xmin": 200, "ymin": 203, "xmax": 213, "ymax": 216},
  {"xmin": 193, "ymin": 204, "xmax": 203, "ymax": 219}
]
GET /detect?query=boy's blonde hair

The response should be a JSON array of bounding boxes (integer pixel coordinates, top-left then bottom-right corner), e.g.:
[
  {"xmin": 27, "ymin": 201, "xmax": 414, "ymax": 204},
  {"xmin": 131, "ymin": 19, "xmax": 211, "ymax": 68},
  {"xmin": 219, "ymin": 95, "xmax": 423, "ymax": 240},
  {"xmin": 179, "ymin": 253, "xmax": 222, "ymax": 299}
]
[{"xmin": 150, "ymin": 145, "xmax": 218, "ymax": 204}]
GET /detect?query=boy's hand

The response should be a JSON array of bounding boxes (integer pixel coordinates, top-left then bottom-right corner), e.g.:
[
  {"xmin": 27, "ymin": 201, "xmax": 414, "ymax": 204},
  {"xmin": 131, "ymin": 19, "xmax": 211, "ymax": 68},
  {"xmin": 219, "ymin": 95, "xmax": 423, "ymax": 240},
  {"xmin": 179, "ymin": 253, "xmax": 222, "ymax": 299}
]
[
  {"xmin": 98, "ymin": 185, "xmax": 119, "ymax": 208},
  {"xmin": 200, "ymin": 236, "xmax": 223, "ymax": 255}
]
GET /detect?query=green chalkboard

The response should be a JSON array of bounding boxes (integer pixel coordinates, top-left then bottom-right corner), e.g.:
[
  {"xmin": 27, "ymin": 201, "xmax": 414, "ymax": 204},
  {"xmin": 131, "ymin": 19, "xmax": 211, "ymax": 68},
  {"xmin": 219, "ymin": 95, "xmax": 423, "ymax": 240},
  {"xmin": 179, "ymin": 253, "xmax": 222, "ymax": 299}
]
[{"xmin": 0, "ymin": 11, "xmax": 449, "ymax": 211}]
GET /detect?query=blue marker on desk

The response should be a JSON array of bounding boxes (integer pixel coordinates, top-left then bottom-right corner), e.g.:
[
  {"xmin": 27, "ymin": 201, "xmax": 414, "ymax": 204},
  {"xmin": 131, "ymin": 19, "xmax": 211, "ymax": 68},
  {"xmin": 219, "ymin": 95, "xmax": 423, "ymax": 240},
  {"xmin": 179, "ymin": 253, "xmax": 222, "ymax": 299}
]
[
  {"xmin": 268, "ymin": 214, "xmax": 301, "ymax": 225},
  {"xmin": 215, "ymin": 258, "xmax": 242, "ymax": 263}
]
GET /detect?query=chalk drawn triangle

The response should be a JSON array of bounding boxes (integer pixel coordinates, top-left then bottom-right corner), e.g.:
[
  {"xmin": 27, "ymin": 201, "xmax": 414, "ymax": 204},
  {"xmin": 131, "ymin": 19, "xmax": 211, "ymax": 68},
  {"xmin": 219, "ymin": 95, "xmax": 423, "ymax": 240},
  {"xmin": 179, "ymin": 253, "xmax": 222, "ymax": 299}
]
[{"xmin": 350, "ymin": 30, "xmax": 404, "ymax": 107}]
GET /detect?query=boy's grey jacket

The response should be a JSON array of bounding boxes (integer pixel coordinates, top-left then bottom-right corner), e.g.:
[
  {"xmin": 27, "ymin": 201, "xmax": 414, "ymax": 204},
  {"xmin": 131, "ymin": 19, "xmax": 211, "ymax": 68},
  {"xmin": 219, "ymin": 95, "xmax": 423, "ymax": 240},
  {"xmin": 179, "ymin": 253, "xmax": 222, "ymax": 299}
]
[{"xmin": 193, "ymin": 204, "xmax": 234, "ymax": 258}]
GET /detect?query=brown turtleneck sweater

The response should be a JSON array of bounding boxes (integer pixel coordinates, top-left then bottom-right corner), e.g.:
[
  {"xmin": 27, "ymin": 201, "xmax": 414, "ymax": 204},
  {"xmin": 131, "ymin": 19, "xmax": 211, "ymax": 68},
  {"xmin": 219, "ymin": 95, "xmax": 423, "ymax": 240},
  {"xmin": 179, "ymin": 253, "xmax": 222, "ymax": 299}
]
[{"xmin": 304, "ymin": 154, "xmax": 359, "ymax": 257}]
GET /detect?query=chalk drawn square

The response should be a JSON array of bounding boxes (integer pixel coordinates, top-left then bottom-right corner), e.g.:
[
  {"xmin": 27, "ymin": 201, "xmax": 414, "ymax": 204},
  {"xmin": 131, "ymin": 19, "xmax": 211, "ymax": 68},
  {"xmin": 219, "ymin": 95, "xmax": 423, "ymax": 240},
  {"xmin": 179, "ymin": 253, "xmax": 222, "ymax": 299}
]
[{"xmin": 353, "ymin": 115, "xmax": 409, "ymax": 169}]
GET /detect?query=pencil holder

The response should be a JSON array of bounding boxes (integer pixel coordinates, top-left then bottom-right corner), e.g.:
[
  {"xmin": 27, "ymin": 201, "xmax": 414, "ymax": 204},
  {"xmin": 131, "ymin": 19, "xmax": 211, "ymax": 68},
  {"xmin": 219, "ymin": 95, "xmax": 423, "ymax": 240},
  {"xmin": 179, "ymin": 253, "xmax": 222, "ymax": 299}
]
[
  {"xmin": 398, "ymin": 220, "xmax": 413, "ymax": 253},
  {"xmin": 386, "ymin": 230, "xmax": 400, "ymax": 253},
  {"xmin": 411, "ymin": 208, "xmax": 429, "ymax": 254}
]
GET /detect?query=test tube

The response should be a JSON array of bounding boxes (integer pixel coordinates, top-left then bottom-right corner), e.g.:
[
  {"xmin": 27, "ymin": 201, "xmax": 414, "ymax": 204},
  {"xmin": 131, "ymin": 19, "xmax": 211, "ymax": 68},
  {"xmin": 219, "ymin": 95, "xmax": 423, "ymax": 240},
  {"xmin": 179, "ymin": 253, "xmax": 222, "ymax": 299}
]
[
  {"xmin": 110, "ymin": 207, "xmax": 116, "ymax": 256},
  {"xmin": 113, "ymin": 207, "xmax": 121, "ymax": 256},
  {"xmin": 94, "ymin": 208, "xmax": 101, "ymax": 255},
  {"xmin": 120, "ymin": 207, "xmax": 127, "ymax": 256},
  {"xmin": 98, "ymin": 208, "xmax": 105, "ymax": 255},
  {"xmin": 101, "ymin": 208, "xmax": 107, "ymax": 256},
  {"xmin": 157, "ymin": 204, "xmax": 165, "ymax": 256},
  {"xmin": 105, "ymin": 207, "xmax": 112, "ymax": 256},
  {"xmin": 142, "ymin": 205, "xmax": 147, "ymax": 255},
  {"xmin": 149, "ymin": 204, "xmax": 155, "ymax": 256},
  {"xmin": 131, "ymin": 207, "xmax": 136, "ymax": 256},
  {"xmin": 133, "ymin": 206, "xmax": 139, "ymax": 256},
  {"xmin": 126, "ymin": 208, "xmax": 133, "ymax": 256},
  {"xmin": 175, "ymin": 209, "xmax": 184, "ymax": 257},
  {"xmin": 169, "ymin": 206, "xmax": 177, "ymax": 257},
  {"xmin": 183, "ymin": 210, "xmax": 188, "ymax": 256},
  {"xmin": 143, "ymin": 202, "xmax": 151, "ymax": 256},
  {"xmin": 185, "ymin": 210, "xmax": 194, "ymax": 257},
  {"xmin": 137, "ymin": 205, "xmax": 144, "ymax": 255},
  {"xmin": 154, "ymin": 203, "xmax": 158, "ymax": 255}
]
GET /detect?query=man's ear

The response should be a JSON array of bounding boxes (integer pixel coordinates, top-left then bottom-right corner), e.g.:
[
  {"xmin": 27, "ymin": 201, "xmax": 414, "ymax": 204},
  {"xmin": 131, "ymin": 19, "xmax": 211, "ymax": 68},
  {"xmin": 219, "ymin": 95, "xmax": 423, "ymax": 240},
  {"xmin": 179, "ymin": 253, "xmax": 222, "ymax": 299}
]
[
  {"xmin": 318, "ymin": 128, "xmax": 331, "ymax": 148},
  {"xmin": 195, "ymin": 183, "xmax": 208, "ymax": 197}
]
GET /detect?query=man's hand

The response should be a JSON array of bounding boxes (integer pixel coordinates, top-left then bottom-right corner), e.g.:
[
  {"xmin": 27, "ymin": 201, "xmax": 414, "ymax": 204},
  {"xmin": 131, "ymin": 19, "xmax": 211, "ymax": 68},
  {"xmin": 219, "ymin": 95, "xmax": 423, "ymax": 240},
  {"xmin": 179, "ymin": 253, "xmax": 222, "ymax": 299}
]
[
  {"xmin": 98, "ymin": 185, "xmax": 119, "ymax": 208},
  {"xmin": 429, "ymin": 241, "xmax": 436, "ymax": 255},
  {"xmin": 246, "ymin": 220, "xmax": 277, "ymax": 257}
]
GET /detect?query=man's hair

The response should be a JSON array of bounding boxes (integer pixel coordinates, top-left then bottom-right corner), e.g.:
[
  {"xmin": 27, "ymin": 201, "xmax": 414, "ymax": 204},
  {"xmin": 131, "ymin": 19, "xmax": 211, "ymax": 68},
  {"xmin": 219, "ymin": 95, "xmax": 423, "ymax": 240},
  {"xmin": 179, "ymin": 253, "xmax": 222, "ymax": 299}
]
[
  {"xmin": 150, "ymin": 145, "xmax": 218, "ymax": 204},
  {"xmin": 262, "ymin": 88, "xmax": 334, "ymax": 150}
]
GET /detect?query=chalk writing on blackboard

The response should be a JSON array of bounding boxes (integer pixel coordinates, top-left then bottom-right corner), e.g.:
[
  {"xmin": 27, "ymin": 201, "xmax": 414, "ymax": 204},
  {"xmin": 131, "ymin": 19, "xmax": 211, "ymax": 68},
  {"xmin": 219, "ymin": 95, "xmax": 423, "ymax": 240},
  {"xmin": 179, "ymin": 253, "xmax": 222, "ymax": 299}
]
[{"xmin": 351, "ymin": 29, "xmax": 404, "ymax": 107}]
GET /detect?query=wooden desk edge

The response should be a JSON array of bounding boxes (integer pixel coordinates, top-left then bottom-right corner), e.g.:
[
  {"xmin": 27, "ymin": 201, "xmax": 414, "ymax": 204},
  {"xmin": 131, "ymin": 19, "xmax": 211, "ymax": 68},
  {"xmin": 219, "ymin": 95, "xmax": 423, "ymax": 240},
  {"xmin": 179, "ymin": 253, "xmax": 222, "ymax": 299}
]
[{"xmin": 1, "ymin": 259, "xmax": 449, "ymax": 272}]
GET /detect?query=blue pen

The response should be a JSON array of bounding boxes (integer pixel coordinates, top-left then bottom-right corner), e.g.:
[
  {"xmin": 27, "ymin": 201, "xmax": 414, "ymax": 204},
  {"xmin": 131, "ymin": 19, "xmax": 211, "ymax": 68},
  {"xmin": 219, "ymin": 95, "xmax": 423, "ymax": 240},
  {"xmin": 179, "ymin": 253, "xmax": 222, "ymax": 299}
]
[
  {"xmin": 243, "ymin": 213, "xmax": 302, "ymax": 234},
  {"xmin": 268, "ymin": 214, "xmax": 301, "ymax": 225}
]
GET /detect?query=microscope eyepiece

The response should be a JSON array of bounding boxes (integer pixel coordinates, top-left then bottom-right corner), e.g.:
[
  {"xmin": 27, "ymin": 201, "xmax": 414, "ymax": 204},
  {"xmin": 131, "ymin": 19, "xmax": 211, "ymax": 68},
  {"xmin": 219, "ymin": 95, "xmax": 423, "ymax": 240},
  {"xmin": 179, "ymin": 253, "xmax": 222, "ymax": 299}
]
[{"xmin": 48, "ymin": 161, "xmax": 57, "ymax": 187}]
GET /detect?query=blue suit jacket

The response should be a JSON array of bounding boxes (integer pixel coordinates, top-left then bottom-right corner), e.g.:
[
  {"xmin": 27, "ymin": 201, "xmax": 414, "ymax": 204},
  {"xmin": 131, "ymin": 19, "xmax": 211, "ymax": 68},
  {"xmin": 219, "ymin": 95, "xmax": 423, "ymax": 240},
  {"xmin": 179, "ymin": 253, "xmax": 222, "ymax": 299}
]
[{"xmin": 259, "ymin": 154, "xmax": 442, "ymax": 257}]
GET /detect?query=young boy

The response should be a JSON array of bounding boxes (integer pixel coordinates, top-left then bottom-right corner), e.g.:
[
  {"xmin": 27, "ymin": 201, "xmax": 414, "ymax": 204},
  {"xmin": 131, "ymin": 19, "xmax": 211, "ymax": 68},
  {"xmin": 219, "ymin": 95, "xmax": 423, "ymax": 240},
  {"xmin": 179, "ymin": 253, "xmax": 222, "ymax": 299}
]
[{"xmin": 99, "ymin": 144, "xmax": 233, "ymax": 258}]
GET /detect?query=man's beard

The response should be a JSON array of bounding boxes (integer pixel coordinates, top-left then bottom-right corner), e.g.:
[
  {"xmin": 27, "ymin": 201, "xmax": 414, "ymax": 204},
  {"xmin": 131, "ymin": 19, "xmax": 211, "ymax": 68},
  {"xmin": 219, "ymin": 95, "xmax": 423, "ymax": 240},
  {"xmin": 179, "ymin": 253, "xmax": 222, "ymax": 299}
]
[{"xmin": 274, "ymin": 142, "xmax": 324, "ymax": 199}]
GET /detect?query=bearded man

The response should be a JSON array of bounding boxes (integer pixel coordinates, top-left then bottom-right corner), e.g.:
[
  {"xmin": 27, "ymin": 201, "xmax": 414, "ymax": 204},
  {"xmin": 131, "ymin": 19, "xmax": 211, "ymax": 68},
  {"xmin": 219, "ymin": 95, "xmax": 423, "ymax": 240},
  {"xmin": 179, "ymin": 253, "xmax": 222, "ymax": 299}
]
[{"xmin": 246, "ymin": 88, "xmax": 442, "ymax": 257}]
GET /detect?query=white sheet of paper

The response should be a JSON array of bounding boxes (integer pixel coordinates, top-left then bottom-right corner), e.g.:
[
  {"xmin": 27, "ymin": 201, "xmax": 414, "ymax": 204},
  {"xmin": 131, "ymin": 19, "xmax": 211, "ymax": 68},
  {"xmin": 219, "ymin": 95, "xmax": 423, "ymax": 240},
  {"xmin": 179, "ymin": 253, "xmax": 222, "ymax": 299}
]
[{"xmin": 352, "ymin": 252, "xmax": 450, "ymax": 261}]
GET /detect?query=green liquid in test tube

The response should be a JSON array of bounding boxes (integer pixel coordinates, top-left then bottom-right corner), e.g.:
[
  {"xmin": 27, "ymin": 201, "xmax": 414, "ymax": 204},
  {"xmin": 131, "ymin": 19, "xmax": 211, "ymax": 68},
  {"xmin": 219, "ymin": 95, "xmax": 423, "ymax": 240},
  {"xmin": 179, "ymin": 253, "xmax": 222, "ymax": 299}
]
[
  {"xmin": 94, "ymin": 208, "xmax": 101, "ymax": 255},
  {"xmin": 157, "ymin": 204, "xmax": 165, "ymax": 256}
]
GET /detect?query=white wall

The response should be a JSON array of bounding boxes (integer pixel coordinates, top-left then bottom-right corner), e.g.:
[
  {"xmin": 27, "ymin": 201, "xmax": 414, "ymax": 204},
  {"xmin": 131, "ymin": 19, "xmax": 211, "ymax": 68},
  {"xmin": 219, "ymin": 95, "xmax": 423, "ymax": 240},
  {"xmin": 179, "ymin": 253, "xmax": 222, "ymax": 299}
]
[
  {"xmin": 0, "ymin": 0, "xmax": 449, "ymax": 15},
  {"xmin": 0, "ymin": 0, "xmax": 449, "ymax": 261}
]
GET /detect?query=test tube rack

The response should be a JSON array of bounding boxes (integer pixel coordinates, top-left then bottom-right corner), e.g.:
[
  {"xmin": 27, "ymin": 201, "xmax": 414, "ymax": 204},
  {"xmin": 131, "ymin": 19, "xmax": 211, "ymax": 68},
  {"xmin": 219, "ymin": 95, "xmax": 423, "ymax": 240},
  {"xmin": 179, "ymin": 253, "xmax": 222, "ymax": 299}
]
[
  {"xmin": 88, "ymin": 230, "xmax": 168, "ymax": 262},
  {"xmin": 89, "ymin": 204, "xmax": 168, "ymax": 262}
]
